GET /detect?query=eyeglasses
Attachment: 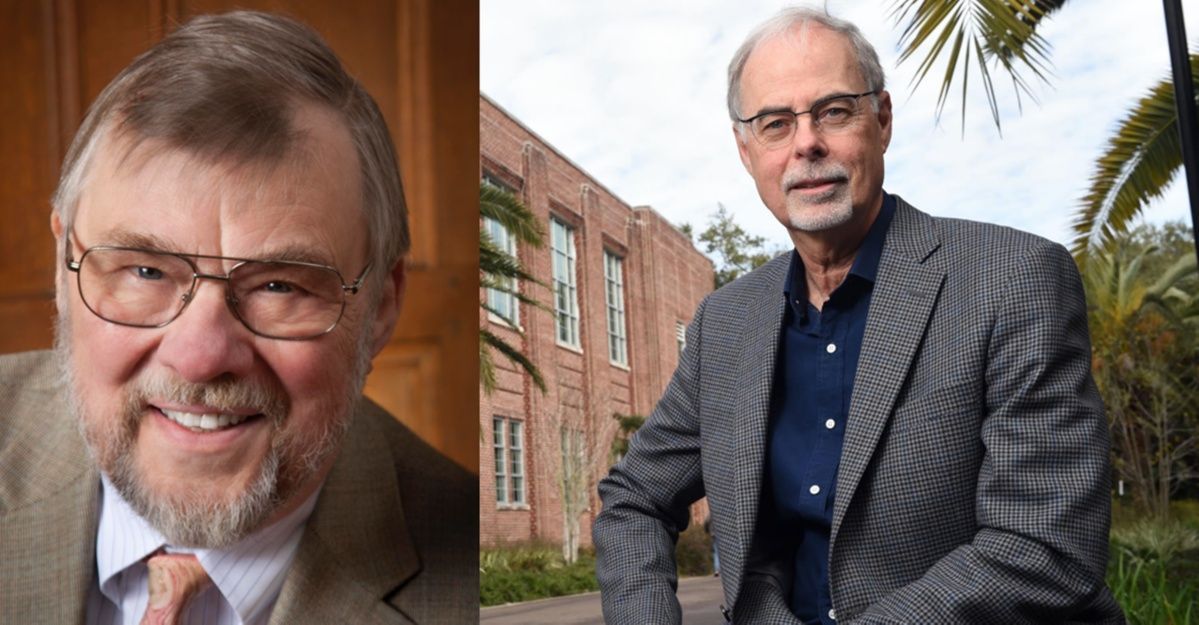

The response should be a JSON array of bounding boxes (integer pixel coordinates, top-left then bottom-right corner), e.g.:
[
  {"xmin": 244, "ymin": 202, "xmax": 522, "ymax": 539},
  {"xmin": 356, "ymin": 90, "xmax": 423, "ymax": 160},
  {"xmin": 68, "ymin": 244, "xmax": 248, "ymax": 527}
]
[
  {"xmin": 65, "ymin": 239, "xmax": 371, "ymax": 340},
  {"xmin": 737, "ymin": 91, "xmax": 878, "ymax": 148}
]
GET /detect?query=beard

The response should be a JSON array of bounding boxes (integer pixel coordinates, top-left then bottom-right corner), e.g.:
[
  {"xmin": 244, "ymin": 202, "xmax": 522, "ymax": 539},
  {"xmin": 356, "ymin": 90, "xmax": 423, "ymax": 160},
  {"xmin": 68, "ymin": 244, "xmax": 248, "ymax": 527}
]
[
  {"xmin": 54, "ymin": 297, "xmax": 374, "ymax": 549},
  {"xmin": 780, "ymin": 163, "xmax": 854, "ymax": 232}
]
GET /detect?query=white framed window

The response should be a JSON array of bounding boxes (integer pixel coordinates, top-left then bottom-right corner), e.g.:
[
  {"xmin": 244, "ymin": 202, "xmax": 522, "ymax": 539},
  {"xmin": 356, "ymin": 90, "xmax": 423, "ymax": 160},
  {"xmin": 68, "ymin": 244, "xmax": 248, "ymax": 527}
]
[
  {"xmin": 676, "ymin": 321, "xmax": 687, "ymax": 356},
  {"xmin": 493, "ymin": 417, "xmax": 507, "ymax": 504},
  {"xmin": 483, "ymin": 216, "xmax": 519, "ymax": 325},
  {"xmin": 482, "ymin": 175, "xmax": 521, "ymax": 327},
  {"xmin": 493, "ymin": 416, "xmax": 526, "ymax": 505},
  {"xmin": 551, "ymin": 218, "xmax": 580, "ymax": 348},
  {"xmin": 604, "ymin": 251, "xmax": 627, "ymax": 366}
]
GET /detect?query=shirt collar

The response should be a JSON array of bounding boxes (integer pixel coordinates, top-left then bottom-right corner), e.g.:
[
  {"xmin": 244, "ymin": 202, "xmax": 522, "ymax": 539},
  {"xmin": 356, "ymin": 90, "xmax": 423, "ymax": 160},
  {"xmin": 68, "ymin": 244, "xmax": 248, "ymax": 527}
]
[
  {"xmin": 96, "ymin": 473, "xmax": 323, "ymax": 624},
  {"xmin": 782, "ymin": 192, "xmax": 897, "ymax": 301}
]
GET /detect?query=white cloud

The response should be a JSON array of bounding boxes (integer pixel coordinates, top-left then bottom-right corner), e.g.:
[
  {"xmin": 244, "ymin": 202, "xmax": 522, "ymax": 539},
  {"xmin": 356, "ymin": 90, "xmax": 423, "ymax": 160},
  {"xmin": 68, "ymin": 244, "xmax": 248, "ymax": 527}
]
[{"xmin": 481, "ymin": 0, "xmax": 1198, "ymax": 251}]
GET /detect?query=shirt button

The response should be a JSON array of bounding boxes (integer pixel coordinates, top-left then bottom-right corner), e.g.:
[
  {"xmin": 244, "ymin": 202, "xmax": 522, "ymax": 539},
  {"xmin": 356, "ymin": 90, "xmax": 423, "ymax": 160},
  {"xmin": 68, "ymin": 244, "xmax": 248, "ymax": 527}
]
[
  {"xmin": 829, "ymin": 608, "xmax": 837, "ymax": 620},
  {"xmin": 825, "ymin": 419, "xmax": 836, "ymax": 429},
  {"xmin": 826, "ymin": 343, "xmax": 837, "ymax": 354},
  {"xmin": 809, "ymin": 484, "xmax": 821, "ymax": 495}
]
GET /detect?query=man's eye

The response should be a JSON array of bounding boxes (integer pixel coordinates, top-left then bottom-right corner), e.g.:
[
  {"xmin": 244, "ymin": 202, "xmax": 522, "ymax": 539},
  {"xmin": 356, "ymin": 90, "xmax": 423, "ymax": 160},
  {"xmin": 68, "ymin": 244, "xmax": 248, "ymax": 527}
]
[
  {"xmin": 261, "ymin": 281, "xmax": 296, "ymax": 294},
  {"xmin": 135, "ymin": 266, "xmax": 165, "ymax": 280},
  {"xmin": 761, "ymin": 116, "xmax": 792, "ymax": 132},
  {"xmin": 819, "ymin": 105, "xmax": 853, "ymax": 121}
]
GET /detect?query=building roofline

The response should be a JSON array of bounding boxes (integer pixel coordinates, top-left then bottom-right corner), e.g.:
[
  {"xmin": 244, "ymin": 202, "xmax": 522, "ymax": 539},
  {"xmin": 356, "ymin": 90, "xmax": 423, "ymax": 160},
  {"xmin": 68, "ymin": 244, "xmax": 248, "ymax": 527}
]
[
  {"xmin": 481, "ymin": 91, "xmax": 704, "ymax": 253},
  {"xmin": 481, "ymin": 92, "xmax": 635, "ymax": 209}
]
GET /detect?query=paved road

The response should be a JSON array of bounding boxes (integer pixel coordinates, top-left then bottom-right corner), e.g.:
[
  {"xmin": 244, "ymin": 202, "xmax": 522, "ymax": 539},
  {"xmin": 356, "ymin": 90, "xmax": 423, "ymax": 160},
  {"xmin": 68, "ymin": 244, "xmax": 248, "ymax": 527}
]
[{"xmin": 480, "ymin": 575, "xmax": 726, "ymax": 625}]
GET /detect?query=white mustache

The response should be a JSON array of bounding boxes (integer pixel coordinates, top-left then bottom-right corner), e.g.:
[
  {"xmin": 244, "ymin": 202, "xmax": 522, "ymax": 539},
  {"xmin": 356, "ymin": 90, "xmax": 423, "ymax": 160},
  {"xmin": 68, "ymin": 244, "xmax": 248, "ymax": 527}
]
[{"xmin": 782, "ymin": 164, "xmax": 849, "ymax": 191}]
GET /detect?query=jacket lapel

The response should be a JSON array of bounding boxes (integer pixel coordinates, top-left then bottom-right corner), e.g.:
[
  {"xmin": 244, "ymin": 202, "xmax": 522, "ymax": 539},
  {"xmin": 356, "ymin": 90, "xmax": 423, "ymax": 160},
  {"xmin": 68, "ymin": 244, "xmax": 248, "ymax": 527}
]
[
  {"xmin": 728, "ymin": 254, "xmax": 789, "ymax": 606},
  {"xmin": 831, "ymin": 198, "xmax": 944, "ymax": 544},
  {"xmin": 0, "ymin": 468, "xmax": 99, "ymax": 625},
  {"xmin": 0, "ymin": 350, "xmax": 99, "ymax": 625},
  {"xmin": 268, "ymin": 401, "xmax": 421, "ymax": 625}
]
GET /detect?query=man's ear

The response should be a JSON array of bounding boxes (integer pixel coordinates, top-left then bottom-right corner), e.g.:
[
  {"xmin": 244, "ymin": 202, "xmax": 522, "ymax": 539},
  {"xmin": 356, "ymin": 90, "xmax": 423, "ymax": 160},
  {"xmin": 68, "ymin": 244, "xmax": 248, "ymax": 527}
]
[
  {"xmin": 50, "ymin": 212, "xmax": 65, "ymax": 289},
  {"xmin": 368, "ymin": 259, "xmax": 405, "ymax": 357},
  {"xmin": 877, "ymin": 90, "xmax": 893, "ymax": 152},
  {"xmin": 734, "ymin": 123, "xmax": 754, "ymax": 174}
]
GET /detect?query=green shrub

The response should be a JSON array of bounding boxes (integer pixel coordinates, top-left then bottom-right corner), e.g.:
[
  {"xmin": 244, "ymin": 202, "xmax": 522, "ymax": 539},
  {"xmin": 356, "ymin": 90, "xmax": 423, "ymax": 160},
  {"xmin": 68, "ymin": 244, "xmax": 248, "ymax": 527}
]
[
  {"xmin": 480, "ymin": 543, "xmax": 599, "ymax": 606},
  {"xmin": 675, "ymin": 523, "xmax": 714, "ymax": 577},
  {"xmin": 480, "ymin": 540, "xmax": 565, "ymax": 574},
  {"xmin": 1108, "ymin": 518, "xmax": 1199, "ymax": 624}
]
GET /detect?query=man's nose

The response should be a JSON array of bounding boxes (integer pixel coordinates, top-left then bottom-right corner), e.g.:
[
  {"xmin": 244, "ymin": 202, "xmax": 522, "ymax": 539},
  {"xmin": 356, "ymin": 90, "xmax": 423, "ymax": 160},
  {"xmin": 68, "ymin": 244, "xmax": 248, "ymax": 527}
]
[
  {"xmin": 790, "ymin": 115, "xmax": 828, "ymax": 160},
  {"xmin": 156, "ymin": 279, "xmax": 254, "ymax": 383}
]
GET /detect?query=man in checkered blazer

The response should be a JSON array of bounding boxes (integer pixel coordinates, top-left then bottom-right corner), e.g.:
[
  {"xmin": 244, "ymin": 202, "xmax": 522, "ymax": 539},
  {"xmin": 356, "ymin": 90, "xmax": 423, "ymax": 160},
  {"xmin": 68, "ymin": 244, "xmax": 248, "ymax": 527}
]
[{"xmin": 594, "ymin": 7, "xmax": 1124, "ymax": 625}]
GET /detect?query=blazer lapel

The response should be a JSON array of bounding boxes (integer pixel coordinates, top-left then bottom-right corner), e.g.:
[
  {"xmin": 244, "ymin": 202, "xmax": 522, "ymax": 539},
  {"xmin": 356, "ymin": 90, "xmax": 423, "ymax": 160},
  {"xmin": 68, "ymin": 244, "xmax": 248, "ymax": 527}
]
[
  {"xmin": 268, "ymin": 402, "xmax": 421, "ymax": 625},
  {"xmin": 728, "ymin": 255, "xmax": 789, "ymax": 606},
  {"xmin": 831, "ymin": 198, "xmax": 945, "ymax": 544},
  {"xmin": 0, "ymin": 351, "xmax": 99, "ymax": 625}
]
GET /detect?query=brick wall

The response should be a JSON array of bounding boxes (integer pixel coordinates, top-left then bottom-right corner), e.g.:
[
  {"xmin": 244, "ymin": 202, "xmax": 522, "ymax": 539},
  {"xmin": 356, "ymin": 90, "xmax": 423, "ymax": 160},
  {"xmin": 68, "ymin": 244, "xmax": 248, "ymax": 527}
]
[{"xmin": 479, "ymin": 94, "xmax": 714, "ymax": 547}]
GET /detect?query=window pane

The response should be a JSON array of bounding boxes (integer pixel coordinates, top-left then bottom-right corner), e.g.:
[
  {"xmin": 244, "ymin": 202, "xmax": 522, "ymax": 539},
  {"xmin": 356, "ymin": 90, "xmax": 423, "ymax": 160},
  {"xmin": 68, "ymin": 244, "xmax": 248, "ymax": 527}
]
[
  {"xmin": 550, "ymin": 218, "xmax": 580, "ymax": 348},
  {"xmin": 512, "ymin": 477, "xmax": 524, "ymax": 504},
  {"xmin": 493, "ymin": 417, "xmax": 506, "ymax": 504}
]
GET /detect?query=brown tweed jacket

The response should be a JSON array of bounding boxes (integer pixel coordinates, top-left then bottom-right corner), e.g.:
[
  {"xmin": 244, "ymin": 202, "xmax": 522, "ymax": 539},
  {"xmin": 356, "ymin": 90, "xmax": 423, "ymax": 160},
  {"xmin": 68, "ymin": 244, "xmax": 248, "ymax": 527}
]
[{"xmin": 0, "ymin": 350, "xmax": 478, "ymax": 624}]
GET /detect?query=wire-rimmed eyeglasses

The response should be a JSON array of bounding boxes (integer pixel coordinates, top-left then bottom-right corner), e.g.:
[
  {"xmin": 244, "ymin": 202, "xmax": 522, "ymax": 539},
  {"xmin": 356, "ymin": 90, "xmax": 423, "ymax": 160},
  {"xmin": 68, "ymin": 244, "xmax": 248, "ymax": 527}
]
[
  {"xmin": 65, "ymin": 238, "xmax": 372, "ymax": 340},
  {"xmin": 737, "ymin": 90, "xmax": 878, "ymax": 148}
]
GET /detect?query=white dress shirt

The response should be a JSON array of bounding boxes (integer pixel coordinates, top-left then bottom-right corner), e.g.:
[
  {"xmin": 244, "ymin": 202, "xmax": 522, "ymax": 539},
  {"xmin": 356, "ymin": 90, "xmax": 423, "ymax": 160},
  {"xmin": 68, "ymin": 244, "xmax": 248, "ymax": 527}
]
[{"xmin": 86, "ymin": 475, "xmax": 321, "ymax": 625}]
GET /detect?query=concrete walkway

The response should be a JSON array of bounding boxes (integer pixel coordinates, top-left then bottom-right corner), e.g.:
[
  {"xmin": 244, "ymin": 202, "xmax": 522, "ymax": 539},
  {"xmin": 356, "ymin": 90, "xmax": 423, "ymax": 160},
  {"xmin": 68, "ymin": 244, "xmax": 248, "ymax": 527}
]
[{"xmin": 480, "ymin": 575, "xmax": 727, "ymax": 624}]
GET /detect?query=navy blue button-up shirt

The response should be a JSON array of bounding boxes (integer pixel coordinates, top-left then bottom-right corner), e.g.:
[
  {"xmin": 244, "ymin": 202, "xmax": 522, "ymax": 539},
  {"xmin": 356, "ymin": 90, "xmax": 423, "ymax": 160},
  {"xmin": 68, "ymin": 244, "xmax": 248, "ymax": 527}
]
[{"xmin": 767, "ymin": 194, "xmax": 895, "ymax": 624}]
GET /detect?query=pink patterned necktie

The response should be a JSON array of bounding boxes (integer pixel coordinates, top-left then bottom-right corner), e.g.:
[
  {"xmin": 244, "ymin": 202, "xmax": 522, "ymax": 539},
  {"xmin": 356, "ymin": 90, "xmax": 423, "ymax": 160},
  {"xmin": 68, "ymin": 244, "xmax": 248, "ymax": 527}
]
[{"xmin": 140, "ymin": 552, "xmax": 213, "ymax": 625}]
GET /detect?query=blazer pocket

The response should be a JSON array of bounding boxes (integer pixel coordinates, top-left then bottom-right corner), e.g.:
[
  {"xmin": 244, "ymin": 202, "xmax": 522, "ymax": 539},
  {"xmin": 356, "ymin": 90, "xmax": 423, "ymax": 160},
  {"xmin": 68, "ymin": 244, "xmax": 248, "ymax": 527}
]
[{"xmin": 888, "ymin": 380, "xmax": 983, "ymax": 434}]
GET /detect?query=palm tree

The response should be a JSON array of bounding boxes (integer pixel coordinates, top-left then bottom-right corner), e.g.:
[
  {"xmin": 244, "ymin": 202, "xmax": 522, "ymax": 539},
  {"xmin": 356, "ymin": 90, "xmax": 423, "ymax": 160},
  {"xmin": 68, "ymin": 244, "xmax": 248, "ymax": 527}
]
[
  {"xmin": 1083, "ymin": 243, "xmax": 1197, "ymax": 517},
  {"xmin": 888, "ymin": 1, "xmax": 1195, "ymax": 256},
  {"xmin": 1074, "ymin": 55, "xmax": 1199, "ymax": 256},
  {"xmin": 480, "ymin": 183, "xmax": 547, "ymax": 394}
]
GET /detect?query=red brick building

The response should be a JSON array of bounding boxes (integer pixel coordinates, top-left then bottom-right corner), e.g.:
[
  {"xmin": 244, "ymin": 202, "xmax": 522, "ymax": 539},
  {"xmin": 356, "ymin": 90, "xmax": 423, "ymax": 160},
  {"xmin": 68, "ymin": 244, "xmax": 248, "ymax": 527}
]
[{"xmin": 480, "ymin": 94, "xmax": 714, "ymax": 547}]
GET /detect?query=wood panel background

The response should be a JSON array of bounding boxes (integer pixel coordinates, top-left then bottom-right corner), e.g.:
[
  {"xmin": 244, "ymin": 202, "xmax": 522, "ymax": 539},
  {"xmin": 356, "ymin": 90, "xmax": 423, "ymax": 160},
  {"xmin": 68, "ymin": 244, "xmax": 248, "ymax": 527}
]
[{"xmin": 0, "ymin": 0, "xmax": 480, "ymax": 472}]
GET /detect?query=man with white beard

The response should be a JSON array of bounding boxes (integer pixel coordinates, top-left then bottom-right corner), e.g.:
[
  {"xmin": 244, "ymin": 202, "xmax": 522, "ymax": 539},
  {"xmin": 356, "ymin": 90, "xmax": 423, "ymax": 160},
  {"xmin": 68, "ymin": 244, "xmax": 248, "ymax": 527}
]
[
  {"xmin": 594, "ymin": 7, "xmax": 1124, "ymax": 625},
  {"xmin": 0, "ymin": 11, "xmax": 475, "ymax": 624}
]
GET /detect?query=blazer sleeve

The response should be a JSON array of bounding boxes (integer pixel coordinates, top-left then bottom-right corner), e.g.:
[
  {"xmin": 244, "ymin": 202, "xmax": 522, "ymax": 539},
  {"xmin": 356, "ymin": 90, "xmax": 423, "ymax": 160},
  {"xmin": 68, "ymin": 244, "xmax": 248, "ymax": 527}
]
[
  {"xmin": 854, "ymin": 241, "xmax": 1122, "ymax": 623},
  {"xmin": 594, "ymin": 298, "xmax": 710, "ymax": 625}
]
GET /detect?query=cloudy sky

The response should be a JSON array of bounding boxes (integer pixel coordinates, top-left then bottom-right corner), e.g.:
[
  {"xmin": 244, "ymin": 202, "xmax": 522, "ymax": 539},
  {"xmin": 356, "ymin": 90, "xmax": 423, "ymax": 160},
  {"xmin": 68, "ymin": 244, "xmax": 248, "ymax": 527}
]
[{"xmin": 481, "ymin": 0, "xmax": 1196, "ymax": 253}]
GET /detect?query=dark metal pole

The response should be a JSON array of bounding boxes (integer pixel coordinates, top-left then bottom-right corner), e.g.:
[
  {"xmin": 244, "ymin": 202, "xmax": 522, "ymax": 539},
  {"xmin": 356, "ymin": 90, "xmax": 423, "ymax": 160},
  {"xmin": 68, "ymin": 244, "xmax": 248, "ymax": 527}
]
[{"xmin": 1162, "ymin": 0, "xmax": 1199, "ymax": 266}]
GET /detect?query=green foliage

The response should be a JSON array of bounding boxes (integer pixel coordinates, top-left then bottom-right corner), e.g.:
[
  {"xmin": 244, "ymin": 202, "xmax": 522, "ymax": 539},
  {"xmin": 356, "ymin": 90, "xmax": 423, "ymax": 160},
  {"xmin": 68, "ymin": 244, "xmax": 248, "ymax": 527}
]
[
  {"xmin": 889, "ymin": 3, "xmax": 1196, "ymax": 259},
  {"xmin": 889, "ymin": 0, "xmax": 1064, "ymax": 133},
  {"xmin": 479, "ymin": 183, "xmax": 547, "ymax": 394},
  {"xmin": 1108, "ymin": 516, "xmax": 1199, "ymax": 624},
  {"xmin": 1072, "ymin": 55, "xmax": 1199, "ymax": 257},
  {"xmin": 479, "ymin": 543, "xmax": 599, "ymax": 606},
  {"xmin": 695, "ymin": 203, "xmax": 780, "ymax": 288},
  {"xmin": 609, "ymin": 412, "xmax": 646, "ymax": 463},
  {"xmin": 1083, "ymin": 229, "xmax": 1198, "ymax": 518},
  {"xmin": 674, "ymin": 523, "xmax": 715, "ymax": 577}
]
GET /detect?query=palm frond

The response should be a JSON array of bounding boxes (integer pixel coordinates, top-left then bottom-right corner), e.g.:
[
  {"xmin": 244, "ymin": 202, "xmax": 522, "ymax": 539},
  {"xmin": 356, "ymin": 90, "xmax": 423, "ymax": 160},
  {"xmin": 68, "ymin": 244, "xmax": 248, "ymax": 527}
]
[
  {"xmin": 1146, "ymin": 253, "xmax": 1198, "ymax": 299},
  {"xmin": 481, "ymin": 328, "xmax": 547, "ymax": 392},
  {"xmin": 479, "ymin": 181, "xmax": 547, "ymax": 395},
  {"xmin": 890, "ymin": 0, "xmax": 1058, "ymax": 133},
  {"xmin": 481, "ymin": 184, "xmax": 544, "ymax": 246},
  {"xmin": 1071, "ymin": 54, "xmax": 1198, "ymax": 257},
  {"xmin": 480, "ymin": 333, "xmax": 497, "ymax": 394},
  {"xmin": 481, "ymin": 234, "xmax": 541, "ymax": 284}
]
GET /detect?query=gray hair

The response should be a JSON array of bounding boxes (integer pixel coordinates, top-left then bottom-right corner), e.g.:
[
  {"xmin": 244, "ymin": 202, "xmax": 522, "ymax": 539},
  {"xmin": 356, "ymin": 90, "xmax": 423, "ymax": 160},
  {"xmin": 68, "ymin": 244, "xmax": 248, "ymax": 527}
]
[
  {"xmin": 727, "ymin": 6, "xmax": 886, "ymax": 122},
  {"xmin": 52, "ymin": 11, "xmax": 408, "ymax": 281}
]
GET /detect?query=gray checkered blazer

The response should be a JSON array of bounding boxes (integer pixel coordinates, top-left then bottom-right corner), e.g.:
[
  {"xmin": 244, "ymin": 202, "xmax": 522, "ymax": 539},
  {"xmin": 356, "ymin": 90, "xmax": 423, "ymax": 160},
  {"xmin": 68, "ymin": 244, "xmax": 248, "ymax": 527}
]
[{"xmin": 594, "ymin": 197, "xmax": 1125, "ymax": 624}]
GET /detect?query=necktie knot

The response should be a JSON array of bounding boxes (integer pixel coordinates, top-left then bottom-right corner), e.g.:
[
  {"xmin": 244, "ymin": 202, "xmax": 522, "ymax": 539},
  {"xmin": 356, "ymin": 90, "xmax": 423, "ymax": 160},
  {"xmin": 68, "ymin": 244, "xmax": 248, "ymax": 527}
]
[{"xmin": 141, "ymin": 552, "xmax": 212, "ymax": 625}]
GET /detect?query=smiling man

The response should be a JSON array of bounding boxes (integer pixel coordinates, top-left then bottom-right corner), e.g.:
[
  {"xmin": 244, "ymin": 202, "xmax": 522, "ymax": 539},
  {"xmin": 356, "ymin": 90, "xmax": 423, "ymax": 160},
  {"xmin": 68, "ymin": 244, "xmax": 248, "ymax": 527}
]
[
  {"xmin": 595, "ymin": 7, "xmax": 1124, "ymax": 625},
  {"xmin": 0, "ymin": 11, "xmax": 474, "ymax": 624}
]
